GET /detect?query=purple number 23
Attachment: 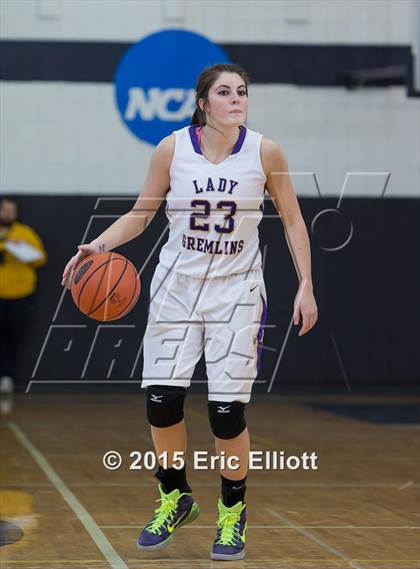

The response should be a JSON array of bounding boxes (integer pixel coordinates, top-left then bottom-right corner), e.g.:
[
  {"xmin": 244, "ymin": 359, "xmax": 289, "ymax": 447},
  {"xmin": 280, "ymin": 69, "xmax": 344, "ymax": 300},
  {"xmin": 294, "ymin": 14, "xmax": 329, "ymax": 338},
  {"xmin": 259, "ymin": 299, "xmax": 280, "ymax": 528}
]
[{"xmin": 190, "ymin": 199, "xmax": 236, "ymax": 234}]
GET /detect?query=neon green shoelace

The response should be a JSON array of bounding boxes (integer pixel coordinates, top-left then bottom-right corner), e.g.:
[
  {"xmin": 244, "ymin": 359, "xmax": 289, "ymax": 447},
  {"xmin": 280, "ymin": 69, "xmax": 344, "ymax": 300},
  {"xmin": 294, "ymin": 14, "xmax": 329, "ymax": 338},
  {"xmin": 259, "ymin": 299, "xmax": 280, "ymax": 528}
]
[
  {"xmin": 216, "ymin": 510, "xmax": 241, "ymax": 545},
  {"xmin": 146, "ymin": 495, "xmax": 178, "ymax": 535}
]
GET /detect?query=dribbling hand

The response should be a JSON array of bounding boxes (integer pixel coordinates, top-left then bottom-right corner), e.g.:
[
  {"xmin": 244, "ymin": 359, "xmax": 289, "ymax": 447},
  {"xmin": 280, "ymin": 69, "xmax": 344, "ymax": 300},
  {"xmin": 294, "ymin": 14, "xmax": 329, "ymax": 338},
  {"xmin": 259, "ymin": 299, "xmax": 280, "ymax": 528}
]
[{"xmin": 61, "ymin": 243, "xmax": 101, "ymax": 289}]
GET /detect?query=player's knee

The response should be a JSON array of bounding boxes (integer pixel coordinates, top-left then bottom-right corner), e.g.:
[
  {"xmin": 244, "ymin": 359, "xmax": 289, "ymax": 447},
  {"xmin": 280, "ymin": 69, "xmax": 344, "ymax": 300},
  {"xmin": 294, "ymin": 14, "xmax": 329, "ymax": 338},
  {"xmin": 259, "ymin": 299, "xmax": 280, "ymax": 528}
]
[
  {"xmin": 146, "ymin": 385, "xmax": 187, "ymax": 428},
  {"xmin": 207, "ymin": 401, "xmax": 247, "ymax": 439}
]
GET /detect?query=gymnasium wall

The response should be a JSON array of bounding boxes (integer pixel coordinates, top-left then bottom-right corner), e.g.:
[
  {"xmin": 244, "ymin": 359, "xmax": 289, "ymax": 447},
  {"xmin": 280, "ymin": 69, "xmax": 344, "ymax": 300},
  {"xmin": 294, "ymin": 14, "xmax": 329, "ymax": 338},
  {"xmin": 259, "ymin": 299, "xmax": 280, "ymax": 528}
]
[
  {"xmin": 0, "ymin": 0, "xmax": 416, "ymax": 43},
  {"xmin": 1, "ymin": 0, "xmax": 420, "ymax": 195},
  {"xmin": 1, "ymin": 84, "xmax": 419, "ymax": 197},
  {"xmin": 0, "ymin": 0, "xmax": 419, "ymax": 390}
]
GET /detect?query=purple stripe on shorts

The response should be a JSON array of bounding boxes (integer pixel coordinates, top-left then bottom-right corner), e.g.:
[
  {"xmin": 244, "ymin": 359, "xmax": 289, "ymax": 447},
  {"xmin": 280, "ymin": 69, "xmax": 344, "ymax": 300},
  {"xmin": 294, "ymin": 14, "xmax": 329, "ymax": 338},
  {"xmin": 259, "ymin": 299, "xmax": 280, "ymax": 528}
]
[{"xmin": 257, "ymin": 294, "xmax": 267, "ymax": 373}]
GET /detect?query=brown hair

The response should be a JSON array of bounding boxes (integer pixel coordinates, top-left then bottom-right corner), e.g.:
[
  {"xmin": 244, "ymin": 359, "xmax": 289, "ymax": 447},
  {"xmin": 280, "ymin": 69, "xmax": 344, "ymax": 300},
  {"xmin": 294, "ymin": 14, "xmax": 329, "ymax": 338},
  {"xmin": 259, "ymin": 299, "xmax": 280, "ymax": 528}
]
[{"xmin": 190, "ymin": 63, "xmax": 250, "ymax": 126}]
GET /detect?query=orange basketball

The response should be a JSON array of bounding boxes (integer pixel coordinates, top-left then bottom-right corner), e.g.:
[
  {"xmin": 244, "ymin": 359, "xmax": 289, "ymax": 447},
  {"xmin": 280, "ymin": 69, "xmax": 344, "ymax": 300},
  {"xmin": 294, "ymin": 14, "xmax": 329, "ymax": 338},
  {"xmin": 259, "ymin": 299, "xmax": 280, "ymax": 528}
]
[{"xmin": 70, "ymin": 252, "xmax": 141, "ymax": 321}]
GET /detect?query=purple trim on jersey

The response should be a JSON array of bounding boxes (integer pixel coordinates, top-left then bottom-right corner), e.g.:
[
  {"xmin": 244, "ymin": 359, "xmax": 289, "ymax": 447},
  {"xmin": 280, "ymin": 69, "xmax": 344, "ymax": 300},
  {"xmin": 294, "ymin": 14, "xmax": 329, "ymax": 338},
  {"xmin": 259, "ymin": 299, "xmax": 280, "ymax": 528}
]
[
  {"xmin": 188, "ymin": 125, "xmax": 247, "ymax": 156},
  {"xmin": 259, "ymin": 201, "xmax": 264, "ymax": 213},
  {"xmin": 257, "ymin": 294, "xmax": 267, "ymax": 373},
  {"xmin": 189, "ymin": 125, "xmax": 202, "ymax": 154},
  {"xmin": 231, "ymin": 125, "xmax": 247, "ymax": 154}
]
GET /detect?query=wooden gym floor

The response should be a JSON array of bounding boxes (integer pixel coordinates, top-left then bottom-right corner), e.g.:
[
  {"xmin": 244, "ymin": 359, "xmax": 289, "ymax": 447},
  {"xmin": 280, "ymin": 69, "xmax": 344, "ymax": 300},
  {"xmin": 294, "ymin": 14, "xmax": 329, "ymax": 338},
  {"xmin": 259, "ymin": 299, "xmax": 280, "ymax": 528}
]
[{"xmin": 1, "ymin": 392, "xmax": 419, "ymax": 569}]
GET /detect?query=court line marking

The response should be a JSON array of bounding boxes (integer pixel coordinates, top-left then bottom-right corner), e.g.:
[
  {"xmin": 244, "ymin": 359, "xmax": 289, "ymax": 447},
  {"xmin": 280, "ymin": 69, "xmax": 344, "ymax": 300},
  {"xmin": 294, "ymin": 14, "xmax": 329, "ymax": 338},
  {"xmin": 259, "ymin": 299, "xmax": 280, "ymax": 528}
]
[
  {"xmin": 7, "ymin": 422, "xmax": 129, "ymax": 569},
  {"xmin": 2, "ymin": 482, "xmax": 419, "ymax": 488},
  {"xmin": 267, "ymin": 508, "xmax": 367, "ymax": 569},
  {"xmin": 399, "ymin": 480, "xmax": 414, "ymax": 490},
  {"xmin": 4, "ymin": 559, "xmax": 420, "ymax": 563},
  {"xmin": 98, "ymin": 524, "xmax": 420, "ymax": 530}
]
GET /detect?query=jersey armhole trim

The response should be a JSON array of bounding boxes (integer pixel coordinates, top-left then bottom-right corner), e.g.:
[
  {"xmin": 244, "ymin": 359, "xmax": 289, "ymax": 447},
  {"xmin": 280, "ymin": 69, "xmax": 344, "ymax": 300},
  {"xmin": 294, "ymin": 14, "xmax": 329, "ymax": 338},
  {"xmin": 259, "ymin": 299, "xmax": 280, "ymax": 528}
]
[
  {"xmin": 168, "ymin": 130, "xmax": 178, "ymax": 180},
  {"xmin": 258, "ymin": 133, "xmax": 268, "ymax": 189}
]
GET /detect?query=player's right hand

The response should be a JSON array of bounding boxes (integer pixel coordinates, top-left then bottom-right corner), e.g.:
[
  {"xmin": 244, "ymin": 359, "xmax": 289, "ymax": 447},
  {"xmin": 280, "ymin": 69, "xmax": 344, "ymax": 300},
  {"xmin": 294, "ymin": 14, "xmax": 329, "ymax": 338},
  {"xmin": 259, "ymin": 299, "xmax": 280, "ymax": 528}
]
[{"xmin": 61, "ymin": 243, "xmax": 100, "ymax": 289}]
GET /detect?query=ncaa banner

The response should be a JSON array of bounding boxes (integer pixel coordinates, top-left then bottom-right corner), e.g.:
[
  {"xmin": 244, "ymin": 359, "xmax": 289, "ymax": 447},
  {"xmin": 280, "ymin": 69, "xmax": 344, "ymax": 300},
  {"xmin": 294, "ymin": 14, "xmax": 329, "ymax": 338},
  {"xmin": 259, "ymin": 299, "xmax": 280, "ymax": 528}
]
[{"xmin": 114, "ymin": 29, "xmax": 231, "ymax": 145}]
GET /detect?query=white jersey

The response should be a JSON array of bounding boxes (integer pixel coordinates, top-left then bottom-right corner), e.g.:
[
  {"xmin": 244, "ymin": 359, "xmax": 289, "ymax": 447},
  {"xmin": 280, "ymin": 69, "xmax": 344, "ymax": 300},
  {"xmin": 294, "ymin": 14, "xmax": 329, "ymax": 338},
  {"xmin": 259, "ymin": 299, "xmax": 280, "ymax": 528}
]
[{"xmin": 158, "ymin": 124, "xmax": 267, "ymax": 278}]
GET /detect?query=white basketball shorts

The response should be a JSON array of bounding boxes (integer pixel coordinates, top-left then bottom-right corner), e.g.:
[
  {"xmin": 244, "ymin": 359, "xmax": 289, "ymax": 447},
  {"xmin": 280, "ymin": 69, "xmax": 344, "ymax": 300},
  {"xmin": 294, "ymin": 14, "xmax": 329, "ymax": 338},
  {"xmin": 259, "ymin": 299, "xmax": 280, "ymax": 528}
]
[{"xmin": 141, "ymin": 263, "xmax": 268, "ymax": 403}]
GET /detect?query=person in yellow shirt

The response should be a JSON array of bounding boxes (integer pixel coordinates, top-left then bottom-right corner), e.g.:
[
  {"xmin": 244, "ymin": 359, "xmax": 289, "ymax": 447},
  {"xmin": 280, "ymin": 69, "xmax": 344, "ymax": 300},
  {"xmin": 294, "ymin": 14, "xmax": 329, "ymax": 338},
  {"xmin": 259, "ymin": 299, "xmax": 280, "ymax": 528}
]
[{"xmin": 0, "ymin": 197, "xmax": 47, "ymax": 393}]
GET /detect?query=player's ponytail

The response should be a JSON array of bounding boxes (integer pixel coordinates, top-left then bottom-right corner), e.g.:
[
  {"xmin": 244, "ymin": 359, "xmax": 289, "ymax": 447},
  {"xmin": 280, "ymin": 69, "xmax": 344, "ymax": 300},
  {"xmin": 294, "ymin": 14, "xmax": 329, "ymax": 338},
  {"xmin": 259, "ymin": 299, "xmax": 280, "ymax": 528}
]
[
  {"xmin": 191, "ymin": 106, "xmax": 205, "ymax": 126},
  {"xmin": 191, "ymin": 63, "xmax": 250, "ymax": 125}
]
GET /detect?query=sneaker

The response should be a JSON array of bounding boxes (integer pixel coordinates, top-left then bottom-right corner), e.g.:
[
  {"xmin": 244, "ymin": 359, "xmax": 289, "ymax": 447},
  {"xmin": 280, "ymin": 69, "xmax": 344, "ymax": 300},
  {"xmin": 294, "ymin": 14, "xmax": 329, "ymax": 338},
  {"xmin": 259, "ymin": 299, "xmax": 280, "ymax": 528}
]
[
  {"xmin": 137, "ymin": 483, "xmax": 200, "ymax": 550},
  {"xmin": 0, "ymin": 376, "xmax": 15, "ymax": 395},
  {"xmin": 210, "ymin": 499, "xmax": 247, "ymax": 560}
]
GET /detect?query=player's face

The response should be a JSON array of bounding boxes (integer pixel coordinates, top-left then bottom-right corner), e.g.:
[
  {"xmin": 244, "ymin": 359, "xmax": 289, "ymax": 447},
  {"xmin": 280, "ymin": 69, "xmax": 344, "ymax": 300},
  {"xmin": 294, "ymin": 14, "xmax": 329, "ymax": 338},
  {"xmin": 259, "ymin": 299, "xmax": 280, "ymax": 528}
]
[
  {"xmin": 205, "ymin": 73, "xmax": 248, "ymax": 127},
  {"xmin": 0, "ymin": 200, "xmax": 18, "ymax": 226}
]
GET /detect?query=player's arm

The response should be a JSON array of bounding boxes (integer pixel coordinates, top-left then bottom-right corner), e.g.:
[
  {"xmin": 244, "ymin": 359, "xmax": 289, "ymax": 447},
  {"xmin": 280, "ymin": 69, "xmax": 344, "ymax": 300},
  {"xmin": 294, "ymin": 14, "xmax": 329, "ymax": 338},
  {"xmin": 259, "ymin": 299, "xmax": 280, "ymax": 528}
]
[
  {"xmin": 90, "ymin": 133, "xmax": 175, "ymax": 252},
  {"xmin": 261, "ymin": 137, "xmax": 318, "ymax": 335},
  {"xmin": 62, "ymin": 134, "xmax": 174, "ymax": 287}
]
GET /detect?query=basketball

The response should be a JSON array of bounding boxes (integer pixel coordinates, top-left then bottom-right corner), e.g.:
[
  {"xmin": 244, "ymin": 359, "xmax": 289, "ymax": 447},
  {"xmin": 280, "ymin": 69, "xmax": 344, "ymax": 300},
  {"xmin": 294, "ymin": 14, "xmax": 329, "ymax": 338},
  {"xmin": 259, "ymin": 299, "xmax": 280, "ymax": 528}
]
[{"xmin": 70, "ymin": 252, "xmax": 140, "ymax": 321}]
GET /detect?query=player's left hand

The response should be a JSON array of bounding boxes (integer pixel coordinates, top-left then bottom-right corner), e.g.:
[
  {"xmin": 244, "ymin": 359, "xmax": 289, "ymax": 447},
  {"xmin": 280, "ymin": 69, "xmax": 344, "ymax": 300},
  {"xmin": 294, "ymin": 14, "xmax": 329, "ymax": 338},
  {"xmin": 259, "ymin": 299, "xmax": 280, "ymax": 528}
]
[{"xmin": 293, "ymin": 281, "xmax": 318, "ymax": 336}]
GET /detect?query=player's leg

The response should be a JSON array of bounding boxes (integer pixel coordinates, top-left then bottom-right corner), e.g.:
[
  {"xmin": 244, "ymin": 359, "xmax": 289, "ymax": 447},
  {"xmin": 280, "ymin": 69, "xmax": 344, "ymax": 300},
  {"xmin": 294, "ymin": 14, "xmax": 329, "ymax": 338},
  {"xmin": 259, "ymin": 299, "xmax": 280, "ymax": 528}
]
[
  {"xmin": 139, "ymin": 383, "xmax": 201, "ymax": 553},
  {"xmin": 138, "ymin": 266, "xmax": 203, "ymax": 550},
  {"xmin": 147, "ymin": 384, "xmax": 190, "ymax": 493},
  {"xmin": 137, "ymin": 383, "xmax": 200, "ymax": 551},
  {"xmin": 208, "ymin": 399, "xmax": 249, "ymax": 561},
  {"xmin": 215, "ymin": 424, "xmax": 249, "ymax": 492},
  {"xmin": 204, "ymin": 267, "xmax": 267, "ymax": 560},
  {"xmin": 141, "ymin": 319, "xmax": 204, "ymax": 499}
]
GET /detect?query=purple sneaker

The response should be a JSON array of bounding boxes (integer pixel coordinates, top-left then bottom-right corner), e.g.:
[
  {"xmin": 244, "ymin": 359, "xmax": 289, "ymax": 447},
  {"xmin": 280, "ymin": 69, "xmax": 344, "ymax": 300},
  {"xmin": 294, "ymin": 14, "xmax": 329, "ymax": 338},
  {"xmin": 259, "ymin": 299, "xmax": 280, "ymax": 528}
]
[
  {"xmin": 137, "ymin": 484, "xmax": 200, "ymax": 550},
  {"xmin": 210, "ymin": 499, "xmax": 247, "ymax": 560}
]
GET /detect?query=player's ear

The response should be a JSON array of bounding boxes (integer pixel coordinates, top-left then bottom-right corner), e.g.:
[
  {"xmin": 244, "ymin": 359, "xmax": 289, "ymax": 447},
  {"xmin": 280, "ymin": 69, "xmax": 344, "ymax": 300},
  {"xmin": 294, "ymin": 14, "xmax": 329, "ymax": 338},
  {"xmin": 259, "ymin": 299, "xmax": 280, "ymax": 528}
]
[{"xmin": 198, "ymin": 98, "xmax": 206, "ymax": 113}]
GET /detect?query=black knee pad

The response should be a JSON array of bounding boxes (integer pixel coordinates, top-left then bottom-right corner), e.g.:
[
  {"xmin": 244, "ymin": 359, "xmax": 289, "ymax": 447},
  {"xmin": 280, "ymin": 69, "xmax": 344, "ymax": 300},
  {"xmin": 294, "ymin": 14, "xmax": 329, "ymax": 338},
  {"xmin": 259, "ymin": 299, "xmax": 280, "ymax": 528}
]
[
  {"xmin": 208, "ymin": 401, "xmax": 246, "ymax": 439},
  {"xmin": 146, "ymin": 385, "xmax": 187, "ymax": 428}
]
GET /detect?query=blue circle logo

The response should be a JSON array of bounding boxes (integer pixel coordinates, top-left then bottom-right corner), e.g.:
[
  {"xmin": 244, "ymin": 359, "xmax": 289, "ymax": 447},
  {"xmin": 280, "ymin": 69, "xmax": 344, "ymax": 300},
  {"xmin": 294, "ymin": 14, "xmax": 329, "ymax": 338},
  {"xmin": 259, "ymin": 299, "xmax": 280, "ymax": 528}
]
[{"xmin": 114, "ymin": 29, "xmax": 231, "ymax": 145}]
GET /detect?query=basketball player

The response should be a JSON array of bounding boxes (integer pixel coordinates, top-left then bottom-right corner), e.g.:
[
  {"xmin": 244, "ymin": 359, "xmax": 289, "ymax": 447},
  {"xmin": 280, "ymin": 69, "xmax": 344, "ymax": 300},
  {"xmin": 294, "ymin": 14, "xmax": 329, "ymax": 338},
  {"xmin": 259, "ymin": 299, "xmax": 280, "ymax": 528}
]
[{"xmin": 62, "ymin": 63, "xmax": 318, "ymax": 560}]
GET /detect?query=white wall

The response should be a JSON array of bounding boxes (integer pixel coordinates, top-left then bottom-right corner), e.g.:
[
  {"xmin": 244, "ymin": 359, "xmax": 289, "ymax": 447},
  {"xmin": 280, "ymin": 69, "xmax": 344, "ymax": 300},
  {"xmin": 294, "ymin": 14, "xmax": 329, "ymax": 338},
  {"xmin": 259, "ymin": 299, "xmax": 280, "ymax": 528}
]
[
  {"xmin": 1, "ymin": 0, "xmax": 419, "ymax": 197},
  {"xmin": 1, "ymin": 82, "xmax": 419, "ymax": 196},
  {"xmin": 0, "ymin": 0, "xmax": 417, "ymax": 44}
]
